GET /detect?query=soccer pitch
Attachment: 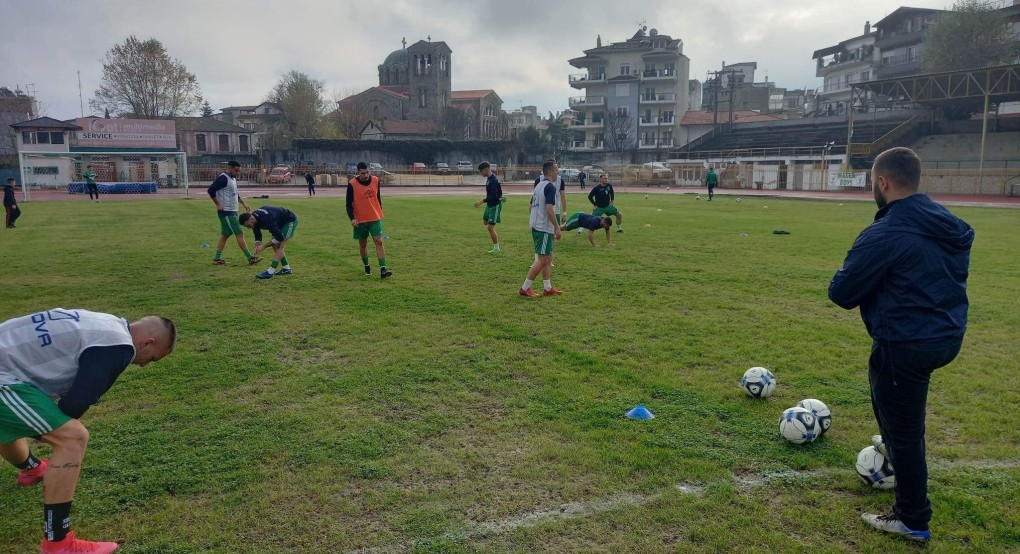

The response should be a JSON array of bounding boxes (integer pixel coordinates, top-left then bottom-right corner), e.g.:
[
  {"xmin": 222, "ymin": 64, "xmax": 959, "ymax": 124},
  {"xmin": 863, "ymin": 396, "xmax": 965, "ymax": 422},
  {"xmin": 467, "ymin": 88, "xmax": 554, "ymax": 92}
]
[{"xmin": 1, "ymin": 193, "xmax": 1018, "ymax": 553}]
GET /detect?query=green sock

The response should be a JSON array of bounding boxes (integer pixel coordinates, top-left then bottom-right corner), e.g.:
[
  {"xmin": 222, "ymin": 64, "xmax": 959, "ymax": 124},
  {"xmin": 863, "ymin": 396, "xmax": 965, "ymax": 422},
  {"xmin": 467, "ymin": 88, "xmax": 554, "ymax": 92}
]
[
  {"xmin": 281, "ymin": 256, "xmax": 289, "ymax": 267},
  {"xmin": 379, "ymin": 257, "xmax": 387, "ymax": 268},
  {"xmin": 244, "ymin": 249, "xmax": 254, "ymax": 258},
  {"xmin": 361, "ymin": 256, "xmax": 369, "ymax": 266},
  {"xmin": 214, "ymin": 250, "xmax": 223, "ymax": 260},
  {"xmin": 271, "ymin": 260, "xmax": 280, "ymax": 269}
]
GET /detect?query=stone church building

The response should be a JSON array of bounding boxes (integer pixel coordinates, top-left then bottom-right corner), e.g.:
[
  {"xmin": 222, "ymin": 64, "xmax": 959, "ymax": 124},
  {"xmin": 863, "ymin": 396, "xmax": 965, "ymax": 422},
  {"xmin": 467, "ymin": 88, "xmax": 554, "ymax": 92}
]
[{"xmin": 338, "ymin": 38, "xmax": 504, "ymax": 139}]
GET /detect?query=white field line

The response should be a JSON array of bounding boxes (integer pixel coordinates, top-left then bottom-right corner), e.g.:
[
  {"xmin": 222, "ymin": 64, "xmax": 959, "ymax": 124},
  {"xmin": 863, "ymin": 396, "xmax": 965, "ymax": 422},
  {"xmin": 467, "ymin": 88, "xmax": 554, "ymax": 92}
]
[{"xmin": 346, "ymin": 458, "xmax": 1020, "ymax": 554}]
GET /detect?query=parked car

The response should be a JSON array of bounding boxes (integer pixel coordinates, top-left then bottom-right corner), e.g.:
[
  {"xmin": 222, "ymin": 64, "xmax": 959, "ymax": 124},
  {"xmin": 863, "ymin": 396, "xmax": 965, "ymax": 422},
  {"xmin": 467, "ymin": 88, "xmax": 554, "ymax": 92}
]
[
  {"xmin": 323, "ymin": 162, "xmax": 340, "ymax": 171},
  {"xmin": 345, "ymin": 162, "xmax": 358, "ymax": 176},
  {"xmin": 560, "ymin": 168, "xmax": 581, "ymax": 182},
  {"xmin": 455, "ymin": 160, "xmax": 473, "ymax": 173},
  {"xmin": 581, "ymin": 165, "xmax": 607, "ymax": 180},
  {"xmin": 268, "ymin": 165, "xmax": 293, "ymax": 184},
  {"xmin": 642, "ymin": 162, "xmax": 674, "ymax": 179},
  {"xmin": 435, "ymin": 162, "xmax": 450, "ymax": 173},
  {"xmin": 410, "ymin": 162, "xmax": 428, "ymax": 174},
  {"xmin": 369, "ymin": 162, "xmax": 384, "ymax": 173}
]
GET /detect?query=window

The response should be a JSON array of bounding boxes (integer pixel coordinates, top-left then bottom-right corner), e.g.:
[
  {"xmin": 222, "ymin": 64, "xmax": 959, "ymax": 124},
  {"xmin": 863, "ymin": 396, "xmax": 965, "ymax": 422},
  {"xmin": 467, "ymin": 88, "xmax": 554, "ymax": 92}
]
[
  {"xmin": 620, "ymin": 63, "xmax": 630, "ymax": 76},
  {"xmin": 37, "ymin": 132, "xmax": 50, "ymax": 144},
  {"xmin": 196, "ymin": 134, "xmax": 207, "ymax": 152},
  {"xmin": 665, "ymin": 63, "xmax": 675, "ymax": 76},
  {"xmin": 419, "ymin": 88, "xmax": 428, "ymax": 108},
  {"xmin": 239, "ymin": 135, "xmax": 249, "ymax": 152},
  {"xmin": 861, "ymin": 71, "xmax": 870, "ymax": 82},
  {"xmin": 615, "ymin": 83, "xmax": 630, "ymax": 97},
  {"xmin": 593, "ymin": 111, "xmax": 604, "ymax": 123},
  {"xmin": 617, "ymin": 106, "xmax": 629, "ymax": 117},
  {"xmin": 50, "ymin": 132, "xmax": 65, "ymax": 144},
  {"xmin": 218, "ymin": 134, "xmax": 229, "ymax": 152},
  {"xmin": 645, "ymin": 87, "xmax": 655, "ymax": 100},
  {"xmin": 22, "ymin": 131, "xmax": 34, "ymax": 144},
  {"xmin": 597, "ymin": 66, "xmax": 606, "ymax": 79}
]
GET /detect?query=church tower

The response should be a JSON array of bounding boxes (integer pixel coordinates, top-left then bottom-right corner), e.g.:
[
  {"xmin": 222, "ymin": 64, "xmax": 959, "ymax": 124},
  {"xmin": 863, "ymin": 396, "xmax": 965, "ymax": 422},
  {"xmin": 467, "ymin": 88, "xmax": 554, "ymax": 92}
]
[{"xmin": 406, "ymin": 38, "xmax": 452, "ymax": 121}]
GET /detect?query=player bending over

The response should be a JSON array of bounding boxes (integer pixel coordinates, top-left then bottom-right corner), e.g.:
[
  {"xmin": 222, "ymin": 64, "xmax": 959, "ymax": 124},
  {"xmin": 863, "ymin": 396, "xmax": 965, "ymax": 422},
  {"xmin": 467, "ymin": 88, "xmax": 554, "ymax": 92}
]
[
  {"xmin": 240, "ymin": 206, "xmax": 298, "ymax": 279},
  {"xmin": 562, "ymin": 211, "xmax": 613, "ymax": 246}
]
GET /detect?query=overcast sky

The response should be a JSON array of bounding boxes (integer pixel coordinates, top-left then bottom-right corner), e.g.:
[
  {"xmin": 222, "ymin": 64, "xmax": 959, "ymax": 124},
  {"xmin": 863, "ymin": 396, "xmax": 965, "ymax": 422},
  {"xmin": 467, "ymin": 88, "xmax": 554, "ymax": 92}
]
[{"xmin": 1, "ymin": 0, "xmax": 955, "ymax": 120}]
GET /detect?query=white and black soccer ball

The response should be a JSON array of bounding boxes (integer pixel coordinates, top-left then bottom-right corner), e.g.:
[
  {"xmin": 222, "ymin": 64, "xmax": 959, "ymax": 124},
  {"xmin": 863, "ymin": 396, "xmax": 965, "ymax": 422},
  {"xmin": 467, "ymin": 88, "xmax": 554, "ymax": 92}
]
[
  {"xmin": 644, "ymin": 194, "xmax": 649, "ymax": 199},
  {"xmin": 666, "ymin": 186, "xmax": 671, "ymax": 190},
  {"xmin": 696, "ymin": 195, "xmax": 701, "ymax": 200},
  {"xmin": 741, "ymin": 367, "xmax": 776, "ymax": 398},
  {"xmin": 779, "ymin": 406, "xmax": 820, "ymax": 444},
  {"xmin": 736, "ymin": 198, "xmax": 742, "ymax": 203},
  {"xmin": 796, "ymin": 398, "xmax": 832, "ymax": 434},
  {"xmin": 856, "ymin": 446, "xmax": 896, "ymax": 489}
]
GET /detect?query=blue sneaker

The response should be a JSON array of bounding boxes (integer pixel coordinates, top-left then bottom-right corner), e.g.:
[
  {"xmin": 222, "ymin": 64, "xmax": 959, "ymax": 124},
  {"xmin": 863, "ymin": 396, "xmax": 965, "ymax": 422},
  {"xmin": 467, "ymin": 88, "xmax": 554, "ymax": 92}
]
[
  {"xmin": 277, "ymin": 268, "xmax": 293, "ymax": 275},
  {"xmin": 255, "ymin": 270, "xmax": 274, "ymax": 279},
  {"xmin": 861, "ymin": 513, "xmax": 930, "ymax": 542}
]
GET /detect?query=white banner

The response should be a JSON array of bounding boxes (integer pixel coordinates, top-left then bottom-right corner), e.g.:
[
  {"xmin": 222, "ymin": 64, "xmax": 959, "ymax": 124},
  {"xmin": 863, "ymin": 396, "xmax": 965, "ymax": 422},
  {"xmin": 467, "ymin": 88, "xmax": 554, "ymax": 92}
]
[{"xmin": 828, "ymin": 171, "xmax": 867, "ymax": 188}]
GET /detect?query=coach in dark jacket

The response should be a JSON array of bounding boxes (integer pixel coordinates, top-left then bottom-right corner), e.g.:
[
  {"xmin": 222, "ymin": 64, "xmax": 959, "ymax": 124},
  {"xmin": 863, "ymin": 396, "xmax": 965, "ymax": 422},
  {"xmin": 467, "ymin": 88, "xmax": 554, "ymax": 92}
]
[
  {"xmin": 4, "ymin": 178, "xmax": 20, "ymax": 228},
  {"xmin": 829, "ymin": 147, "xmax": 973, "ymax": 542}
]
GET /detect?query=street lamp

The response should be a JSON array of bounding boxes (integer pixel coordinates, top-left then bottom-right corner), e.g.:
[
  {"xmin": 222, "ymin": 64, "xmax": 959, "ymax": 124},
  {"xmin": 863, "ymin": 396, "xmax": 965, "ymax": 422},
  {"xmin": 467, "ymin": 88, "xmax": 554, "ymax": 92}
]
[{"xmin": 821, "ymin": 140, "xmax": 835, "ymax": 189}]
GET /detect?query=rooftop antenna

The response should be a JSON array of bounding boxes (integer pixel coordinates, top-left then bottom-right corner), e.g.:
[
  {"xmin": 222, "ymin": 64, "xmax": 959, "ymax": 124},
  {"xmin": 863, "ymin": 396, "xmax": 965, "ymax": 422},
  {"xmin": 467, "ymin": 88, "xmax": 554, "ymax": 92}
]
[{"xmin": 77, "ymin": 71, "xmax": 84, "ymax": 117}]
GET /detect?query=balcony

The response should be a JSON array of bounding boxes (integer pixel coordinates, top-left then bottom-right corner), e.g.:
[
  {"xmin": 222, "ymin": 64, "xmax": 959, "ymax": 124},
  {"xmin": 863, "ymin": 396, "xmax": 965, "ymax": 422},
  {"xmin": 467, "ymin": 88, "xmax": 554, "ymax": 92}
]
[
  {"xmin": 569, "ymin": 140, "xmax": 606, "ymax": 150},
  {"xmin": 639, "ymin": 92, "xmax": 676, "ymax": 104},
  {"xmin": 639, "ymin": 139, "xmax": 675, "ymax": 149},
  {"xmin": 639, "ymin": 115, "xmax": 675, "ymax": 126},
  {"xmin": 572, "ymin": 119, "xmax": 605, "ymax": 129},
  {"xmin": 875, "ymin": 28, "xmax": 926, "ymax": 51},
  {"xmin": 641, "ymin": 69, "xmax": 676, "ymax": 81},
  {"xmin": 569, "ymin": 96, "xmax": 606, "ymax": 108},
  {"xmin": 874, "ymin": 54, "xmax": 921, "ymax": 79},
  {"xmin": 568, "ymin": 73, "xmax": 607, "ymax": 88}
]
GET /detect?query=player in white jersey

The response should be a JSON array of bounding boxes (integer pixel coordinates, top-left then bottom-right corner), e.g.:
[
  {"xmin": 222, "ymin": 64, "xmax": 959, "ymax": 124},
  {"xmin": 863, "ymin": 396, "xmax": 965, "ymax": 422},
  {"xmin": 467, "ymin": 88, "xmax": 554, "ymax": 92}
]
[
  {"xmin": 520, "ymin": 160, "xmax": 563, "ymax": 297},
  {"xmin": 0, "ymin": 309, "xmax": 175, "ymax": 554}
]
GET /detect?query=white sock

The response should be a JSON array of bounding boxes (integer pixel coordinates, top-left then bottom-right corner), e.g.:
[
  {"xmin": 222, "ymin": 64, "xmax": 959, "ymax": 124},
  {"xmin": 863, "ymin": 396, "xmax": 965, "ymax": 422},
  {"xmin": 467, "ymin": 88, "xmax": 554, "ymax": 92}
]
[
  {"xmin": 493, "ymin": 243, "xmax": 500, "ymax": 250},
  {"xmin": 266, "ymin": 267, "xmax": 276, "ymax": 274},
  {"xmin": 617, "ymin": 224, "xmax": 622, "ymax": 230},
  {"xmin": 543, "ymin": 279, "xmax": 552, "ymax": 291},
  {"xmin": 283, "ymin": 265, "xmax": 291, "ymax": 270},
  {"xmin": 523, "ymin": 278, "xmax": 534, "ymax": 290}
]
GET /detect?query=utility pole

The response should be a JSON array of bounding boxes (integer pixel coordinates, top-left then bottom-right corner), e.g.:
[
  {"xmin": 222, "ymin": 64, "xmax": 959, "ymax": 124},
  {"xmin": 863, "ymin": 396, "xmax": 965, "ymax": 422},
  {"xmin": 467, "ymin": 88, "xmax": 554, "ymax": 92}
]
[
  {"xmin": 707, "ymin": 68, "xmax": 741, "ymax": 134},
  {"xmin": 77, "ymin": 71, "xmax": 84, "ymax": 117}
]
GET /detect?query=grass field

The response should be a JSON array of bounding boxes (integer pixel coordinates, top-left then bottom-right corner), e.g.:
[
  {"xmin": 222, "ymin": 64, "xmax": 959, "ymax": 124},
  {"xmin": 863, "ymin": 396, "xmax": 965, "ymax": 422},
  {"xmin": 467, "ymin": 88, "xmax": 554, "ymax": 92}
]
[{"xmin": 1, "ymin": 192, "xmax": 1018, "ymax": 553}]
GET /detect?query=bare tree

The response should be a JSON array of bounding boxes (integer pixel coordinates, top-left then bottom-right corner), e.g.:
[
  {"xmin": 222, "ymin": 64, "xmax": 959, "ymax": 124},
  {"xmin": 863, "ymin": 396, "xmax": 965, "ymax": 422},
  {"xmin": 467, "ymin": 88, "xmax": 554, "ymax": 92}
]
[
  {"xmin": 264, "ymin": 71, "xmax": 329, "ymax": 148},
  {"xmin": 604, "ymin": 111, "xmax": 636, "ymax": 152},
  {"xmin": 435, "ymin": 107, "xmax": 470, "ymax": 140},
  {"xmin": 91, "ymin": 36, "xmax": 203, "ymax": 118},
  {"xmin": 332, "ymin": 86, "xmax": 374, "ymax": 139}
]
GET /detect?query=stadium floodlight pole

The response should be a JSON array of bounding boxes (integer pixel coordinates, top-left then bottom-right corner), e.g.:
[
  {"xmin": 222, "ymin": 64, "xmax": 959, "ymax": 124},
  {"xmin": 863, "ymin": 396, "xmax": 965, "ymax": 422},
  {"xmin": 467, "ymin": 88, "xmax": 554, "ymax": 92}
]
[
  {"xmin": 843, "ymin": 88, "xmax": 855, "ymax": 171},
  {"xmin": 978, "ymin": 73, "xmax": 991, "ymax": 192},
  {"xmin": 18, "ymin": 152, "xmax": 28, "ymax": 202}
]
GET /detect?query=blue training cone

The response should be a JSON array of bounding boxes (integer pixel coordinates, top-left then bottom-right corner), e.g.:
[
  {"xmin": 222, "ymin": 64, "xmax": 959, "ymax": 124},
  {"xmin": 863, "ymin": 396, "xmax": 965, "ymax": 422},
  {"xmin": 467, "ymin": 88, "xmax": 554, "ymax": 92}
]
[{"xmin": 626, "ymin": 405, "xmax": 655, "ymax": 420}]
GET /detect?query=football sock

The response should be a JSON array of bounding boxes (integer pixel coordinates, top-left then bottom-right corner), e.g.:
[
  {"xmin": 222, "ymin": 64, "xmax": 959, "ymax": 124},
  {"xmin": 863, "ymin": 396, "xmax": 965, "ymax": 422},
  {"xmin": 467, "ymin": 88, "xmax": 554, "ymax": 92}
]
[
  {"xmin": 361, "ymin": 256, "xmax": 369, "ymax": 266},
  {"xmin": 616, "ymin": 224, "xmax": 622, "ymax": 230},
  {"xmin": 493, "ymin": 243, "xmax": 500, "ymax": 250},
  {"xmin": 280, "ymin": 256, "xmax": 289, "ymax": 266},
  {"xmin": 244, "ymin": 249, "xmax": 254, "ymax": 258},
  {"xmin": 379, "ymin": 257, "xmax": 387, "ymax": 268},
  {"xmin": 523, "ymin": 278, "xmax": 534, "ymax": 290},
  {"xmin": 214, "ymin": 250, "xmax": 223, "ymax": 261},
  {"xmin": 44, "ymin": 502, "xmax": 71, "ymax": 542},
  {"xmin": 543, "ymin": 279, "xmax": 552, "ymax": 291},
  {"xmin": 16, "ymin": 453, "xmax": 41, "ymax": 470}
]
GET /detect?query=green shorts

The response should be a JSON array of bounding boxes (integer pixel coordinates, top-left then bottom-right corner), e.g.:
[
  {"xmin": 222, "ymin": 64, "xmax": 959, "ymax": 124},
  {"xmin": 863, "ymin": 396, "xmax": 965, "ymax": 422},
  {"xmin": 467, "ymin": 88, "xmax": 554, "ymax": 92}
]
[
  {"xmin": 482, "ymin": 203, "xmax": 502, "ymax": 225},
  {"xmin": 0, "ymin": 383, "xmax": 70, "ymax": 443},
  {"xmin": 532, "ymin": 229, "xmax": 555, "ymax": 256},
  {"xmin": 563, "ymin": 211, "xmax": 584, "ymax": 231},
  {"xmin": 218, "ymin": 212, "xmax": 244, "ymax": 236},
  {"xmin": 592, "ymin": 205, "xmax": 620, "ymax": 217},
  {"xmin": 353, "ymin": 220, "xmax": 384, "ymax": 240},
  {"xmin": 279, "ymin": 219, "xmax": 298, "ymax": 241}
]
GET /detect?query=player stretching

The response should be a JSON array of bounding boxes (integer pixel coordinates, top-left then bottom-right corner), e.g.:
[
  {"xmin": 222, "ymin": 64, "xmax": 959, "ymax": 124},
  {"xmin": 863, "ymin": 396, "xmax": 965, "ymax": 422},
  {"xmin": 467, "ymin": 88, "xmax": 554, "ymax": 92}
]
[
  {"xmin": 208, "ymin": 160, "xmax": 260, "ymax": 266},
  {"xmin": 473, "ymin": 161, "xmax": 504, "ymax": 253},
  {"xmin": 1, "ymin": 308, "xmax": 175, "ymax": 554},
  {"xmin": 588, "ymin": 174, "xmax": 622, "ymax": 233},
  {"xmin": 240, "ymin": 206, "xmax": 298, "ymax": 279},
  {"xmin": 347, "ymin": 162, "xmax": 392, "ymax": 278},
  {"xmin": 562, "ymin": 211, "xmax": 613, "ymax": 246},
  {"xmin": 520, "ymin": 160, "xmax": 562, "ymax": 298}
]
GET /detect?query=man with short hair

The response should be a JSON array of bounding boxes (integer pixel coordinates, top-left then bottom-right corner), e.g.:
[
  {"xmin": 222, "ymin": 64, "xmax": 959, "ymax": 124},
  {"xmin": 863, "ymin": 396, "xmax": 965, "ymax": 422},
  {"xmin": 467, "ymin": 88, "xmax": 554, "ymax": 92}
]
[
  {"xmin": 578, "ymin": 169, "xmax": 587, "ymax": 190},
  {"xmin": 208, "ymin": 161, "xmax": 260, "ymax": 266},
  {"xmin": 705, "ymin": 166, "xmax": 718, "ymax": 201},
  {"xmin": 347, "ymin": 162, "xmax": 392, "ymax": 278},
  {"xmin": 1, "ymin": 308, "xmax": 176, "ymax": 554},
  {"xmin": 520, "ymin": 160, "xmax": 562, "ymax": 297},
  {"xmin": 305, "ymin": 172, "xmax": 316, "ymax": 197},
  {"xmin": 588, "ymin": 174, "xmax": 622, "ymax": 233},
  {"xmin": 562, "ymin": 211, "xmax": 612, "ymax": 246},
  {"xmin": 82, "ymin": 165, "xmax": 99, "ymax": 203},
  {"xmin": 473, "ymin": 161, "xmax": 504, "ymax": 253},
  {"xmin": 240, "ymin": 206, "xmax": 298, "ymax": 279},
  {"xmin": 829, "ymin": 147, "xmax": 974, "ymax": 543},
  {"xmin": 534, "ymin": 161, "xmax": 567, "ymax": 266},
  {"xmin": 4, "ymin": 177, "xmax": 20, "ymax": 229}
]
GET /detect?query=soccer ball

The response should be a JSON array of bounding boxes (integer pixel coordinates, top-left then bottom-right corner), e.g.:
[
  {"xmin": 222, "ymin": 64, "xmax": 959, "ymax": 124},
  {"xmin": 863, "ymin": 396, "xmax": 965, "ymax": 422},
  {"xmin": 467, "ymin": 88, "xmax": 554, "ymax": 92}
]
[
  {"xmin": 796, "ymin": 398, "xmax": 832, "ymax": 434},
  {"xmin": 741, "ymin": 367, "xmax": 776, "ymax": 398},
  {"xmin": 666, "ymin": 186, "xmax": 671, "ymax": 190},
  {"xmin": 779, "ymin": 407, "xmax": 820, "ymax": 444},
  {"xmin": 736, "ymin": 198, "xmax": 742, "ymax": 203},
  {"xmin": 856, "ymin": 446, "xmax": 896, "ymax": 489},
  {"xmin": 644, "ymin": 194, "xmax": 649, "ymax": 199},
  {"xmin": 696, "ymin": 195, "xmax": 701, "ymax": 200}
]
